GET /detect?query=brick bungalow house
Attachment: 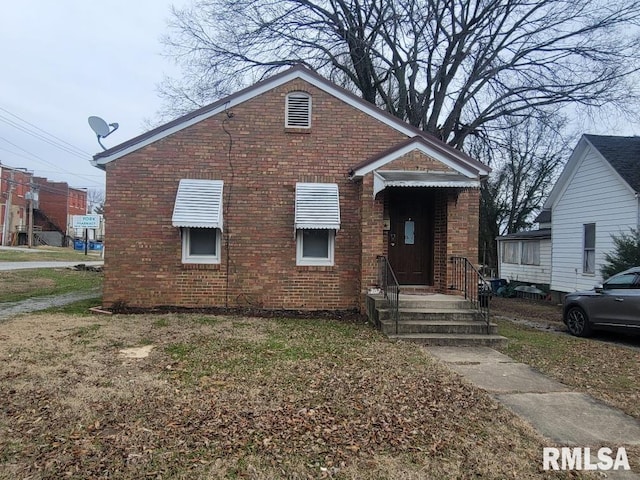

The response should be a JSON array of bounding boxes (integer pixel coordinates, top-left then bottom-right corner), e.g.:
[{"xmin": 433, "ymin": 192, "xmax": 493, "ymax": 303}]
[{"xmin": 91, "ymin": 65, "xmax": 489, "ymax": 312}]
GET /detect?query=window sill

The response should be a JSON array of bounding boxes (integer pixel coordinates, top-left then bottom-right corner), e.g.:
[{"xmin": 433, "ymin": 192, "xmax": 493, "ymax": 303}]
[
  {"xmin": 285, "ymin": 127, "xmax": 311, "ymax": 134},
  {"xmin": 296, "ymin": 265, "xmax": 335, "ymax": 272},
  {"xmin": 181, "ymin": 263, "xmax": 221, "ymax": 270}
]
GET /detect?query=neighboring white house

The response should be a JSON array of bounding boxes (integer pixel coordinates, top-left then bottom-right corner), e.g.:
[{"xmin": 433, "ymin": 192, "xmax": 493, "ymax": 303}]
[
  {"xmin": 496, "ymin": 227, "xmax": 552, "ymax": 286},
  {"xmin": 543, "ymin": 134, "xmax": 640, "ymax": 294}
]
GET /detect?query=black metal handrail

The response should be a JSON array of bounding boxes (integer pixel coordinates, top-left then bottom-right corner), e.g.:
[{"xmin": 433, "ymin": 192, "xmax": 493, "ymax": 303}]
[
  {"xmin": 377, "ymin": 256, "xmax": 400, "ymax": 334},
  {"xmin": 449, "ymin": 256, "xmax": 491, "ymax": 333}
]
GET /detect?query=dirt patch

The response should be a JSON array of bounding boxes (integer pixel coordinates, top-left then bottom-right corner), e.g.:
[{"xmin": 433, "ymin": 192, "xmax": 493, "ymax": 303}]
[
  {"xmin": 491, "ymin": 296, "xmax": 565, "ymax": 331},
  {"xmin": 0, "ymin": 313, "xmax": 587, "ymax": 479}
]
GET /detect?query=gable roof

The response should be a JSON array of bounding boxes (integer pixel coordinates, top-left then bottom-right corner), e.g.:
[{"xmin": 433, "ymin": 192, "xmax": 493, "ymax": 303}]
[
  {"xmin": 91, "ymin": 65, "xmax": 489, "ymax": 177},
  {"xmin": 544, "ymin": 134, "xmax": 640, "ymax": 209},
  {"xmin": 349, "ymin": 136, "xmax": 482, "ymax": 179},
  {"xmin": 582, "ymin": 134, "xmax": 640, "ymax": 192}
]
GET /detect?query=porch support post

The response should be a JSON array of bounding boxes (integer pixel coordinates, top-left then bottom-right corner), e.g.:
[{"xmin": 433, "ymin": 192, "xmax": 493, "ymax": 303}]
[
  {"xmin": 445, "ymin": 188, "xmax": 480, "ymax": 291},
  {"xmin": 359, "ymin": 174, "xmax": 385, "ymax": 310}
]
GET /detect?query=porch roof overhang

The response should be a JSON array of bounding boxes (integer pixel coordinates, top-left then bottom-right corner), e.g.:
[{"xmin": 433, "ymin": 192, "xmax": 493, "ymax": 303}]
[{"xmin": 373, "ymin": 170, "xmax": 480, "ymax": 197}]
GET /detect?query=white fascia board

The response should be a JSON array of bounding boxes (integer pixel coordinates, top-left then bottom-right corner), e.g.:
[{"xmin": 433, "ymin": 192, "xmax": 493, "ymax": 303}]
[
  {"xmin": 354, "ymin": 142, "xmax": 478, "ymax": 179},
  {"xmin": 94, "ymin": 69, "xmax": 421, "ymax": 167}
]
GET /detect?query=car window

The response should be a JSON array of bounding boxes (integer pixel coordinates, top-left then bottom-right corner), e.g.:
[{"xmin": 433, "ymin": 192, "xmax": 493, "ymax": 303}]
[{"xmin": 603, "ymin": 273, "xmax": 639, "ymax": 289}]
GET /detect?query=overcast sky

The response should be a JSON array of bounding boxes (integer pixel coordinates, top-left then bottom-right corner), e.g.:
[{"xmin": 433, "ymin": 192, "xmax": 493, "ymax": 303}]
[
  {"xmin": 0, "ymin": 1, "xmax": 186, "ymax": 191},
  {"xmin": 1, "ymin": 1, "xmax": 638, "ymax": 194}
]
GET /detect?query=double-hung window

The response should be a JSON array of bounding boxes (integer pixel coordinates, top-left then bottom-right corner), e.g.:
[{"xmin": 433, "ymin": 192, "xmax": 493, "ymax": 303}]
[
  {"xmin": 583, "ymin": 223, "xmax": 596, "ymax": 274},
  {"xmin": 294, "ymin": 183, "xmax": 340, "ymax": 266},
  {"xmin": 172, "ymin": 179, "xmax": 224, "ymax": 264}
]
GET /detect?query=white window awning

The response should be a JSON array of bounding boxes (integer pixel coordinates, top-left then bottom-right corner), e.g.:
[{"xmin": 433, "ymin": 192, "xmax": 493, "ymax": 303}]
[
  {"xmin": 294, "ymin": 183, "xmax": 340, "ymax": 230},
  {"xmin": 373, "ymin": 170, "xmax": 480, "ymax": 197},
  {"xmin": 172, "ymin": 179, "xmax": 224, "ymax": 229}
]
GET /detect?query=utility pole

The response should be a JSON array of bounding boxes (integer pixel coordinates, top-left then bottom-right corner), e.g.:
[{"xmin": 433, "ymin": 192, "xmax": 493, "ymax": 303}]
[
  {"xmin": 2, "ymin": 171, "xmax": 14, "ymax": 246},
  {"xmin": 27, "ymin": 182, "xmax": 34, "ymax": 248}
]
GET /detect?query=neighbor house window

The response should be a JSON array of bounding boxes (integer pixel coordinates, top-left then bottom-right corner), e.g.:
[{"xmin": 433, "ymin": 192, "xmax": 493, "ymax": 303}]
[
  {"xmin": 182, "ymin": 227, "xmax": 221, "ymax": 264},
  {"xmin": 294, "ymin": 182, "xmax": 340, "ymax": 266},
  {"xmin": 521, "ymin": 240, "xmax": 540, "ymax": 265},
  {"xmin": 502, "ymin": 241, "xmax": 519, "ymax": 264},
  {"xmin": 172, "ymin": 179, "xmax": 224, "ymax": 265},
  {"xmin": 285, "ymin": 92, "xmax": 311, "ymax": 128},
  {"xmin": 583, "ymin": 223, "xmax": 596, "ymax": 274}
]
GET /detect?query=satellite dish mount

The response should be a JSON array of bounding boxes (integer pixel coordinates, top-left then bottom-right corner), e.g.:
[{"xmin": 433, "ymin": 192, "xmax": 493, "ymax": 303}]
[{"xmin": 88, "ymin": 116, "xmax": 119, "ymax": 150}]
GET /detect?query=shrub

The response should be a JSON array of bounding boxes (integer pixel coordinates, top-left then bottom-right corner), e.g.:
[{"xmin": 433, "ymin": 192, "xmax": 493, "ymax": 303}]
[{"xmin": 601, "ymin": 228, "xmax": 640, "ymax": 279}]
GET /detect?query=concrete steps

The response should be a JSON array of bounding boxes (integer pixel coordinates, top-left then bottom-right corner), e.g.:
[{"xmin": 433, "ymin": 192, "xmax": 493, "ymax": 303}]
[
  {"xmin": 366, "ymin": 292, "xmax": 507, "ymax": 347},
  {"xmin": 387, "ymin": 333, "xmax": 507, "ymax": 347}
]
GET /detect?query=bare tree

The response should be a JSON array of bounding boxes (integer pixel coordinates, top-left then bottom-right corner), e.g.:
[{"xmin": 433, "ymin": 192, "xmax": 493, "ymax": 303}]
[
  {"xmin": 87, "ymin": 189, "xmax": 105, "ymax": 215},
  {"xmin": 473, "ymin": 115, "xmax": 570, "ymax": 270},
  {"xmin": 161, "ymin": 0, "xmax": 640, "ymax": 148}
]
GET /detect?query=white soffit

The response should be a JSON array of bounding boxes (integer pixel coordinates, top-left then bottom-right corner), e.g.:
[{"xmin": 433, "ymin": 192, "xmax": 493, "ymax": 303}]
[
  {"xmin": 373, "ymin": 170, "xmax": 480, "ymax": 197},
  {"xmin": 172, "ymin": 179, "xmax": 224, "ymax": 229},
  {"xmin": 294, "ymin": 183, "xmax": 341, "ymax": 230}
]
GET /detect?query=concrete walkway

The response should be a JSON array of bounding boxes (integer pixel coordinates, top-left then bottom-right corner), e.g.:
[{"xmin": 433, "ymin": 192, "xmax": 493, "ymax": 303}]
[
  {"xmin": 0, "ymin": 289, "xmax": 101, "ymax": 322},
  {"xmin": 426, "ymin": 346, "xmax": 640, "ymax": 479}
]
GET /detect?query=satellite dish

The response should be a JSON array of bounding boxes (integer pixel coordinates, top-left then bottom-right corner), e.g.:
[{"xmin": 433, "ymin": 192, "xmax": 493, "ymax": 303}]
[
  {"xmin": 88, "ymin": 116, "xmax": 119, "ymax": 150},
  {"xmin": 88, "ymin": 116, "xmax": 110, "ymax": 137}
]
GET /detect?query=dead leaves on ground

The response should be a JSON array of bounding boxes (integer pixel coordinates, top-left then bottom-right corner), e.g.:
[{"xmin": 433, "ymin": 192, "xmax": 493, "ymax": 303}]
[{"xmin": 0, "ymin": 314, "xmax": 577, "ymax": 479}]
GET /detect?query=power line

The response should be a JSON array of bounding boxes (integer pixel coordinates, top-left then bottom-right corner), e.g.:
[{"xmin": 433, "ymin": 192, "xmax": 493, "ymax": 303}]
[
  {"xmin": 0, "ymin": 105, "xmax": 92, "ymax": 157},
  {"xmin": 0, "ymin": 135, "xmax": 102, "ymax": 188}
]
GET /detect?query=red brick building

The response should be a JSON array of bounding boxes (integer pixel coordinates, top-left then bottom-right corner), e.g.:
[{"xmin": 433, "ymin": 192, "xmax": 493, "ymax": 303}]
[
  {"xmin": 92, "ymin": 66, "xmax": 489, "ymax": 311},
  {"xmin": 33, "ymin": 178, "xmax": 87, "ymax": 238},
  {"xmin": 0, "ymin": 165, "xmax": 31, "ymax": 246}
]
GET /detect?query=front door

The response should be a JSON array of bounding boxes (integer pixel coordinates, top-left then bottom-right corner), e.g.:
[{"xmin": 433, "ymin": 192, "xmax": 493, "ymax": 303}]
[{"xmin": 388, "ymin": 189, "xmax": 434, "ymax": 285}]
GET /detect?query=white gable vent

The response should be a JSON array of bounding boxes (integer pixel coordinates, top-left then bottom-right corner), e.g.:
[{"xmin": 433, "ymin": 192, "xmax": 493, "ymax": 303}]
[
  {"xmin": 294, "ymin": 182, "xmax": 340, "ymax": 230},
  {"xmin": 286, "ymin": 92, "xmax": 311, "ymax": 128},
  {"xmin": 172, "ymin": 179, "xmax": 224, "ymax": 229}
]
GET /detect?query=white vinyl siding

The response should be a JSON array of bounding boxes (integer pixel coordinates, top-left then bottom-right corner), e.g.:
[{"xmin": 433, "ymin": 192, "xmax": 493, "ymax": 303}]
[
  {"xmin": 551, "ymin": 147, "xmax": 639, "ymax": 292},
  {"xmin": 285, "ymin": 92, "xmax": 311, "ymax": 128},
  {"xmin": 498, "ymin": 238, "xmax": 551, "ymax": 285}
]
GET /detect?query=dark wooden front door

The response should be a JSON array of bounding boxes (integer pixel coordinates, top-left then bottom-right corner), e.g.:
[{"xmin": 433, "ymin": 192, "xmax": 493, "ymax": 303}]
[{"xmin": 388, "ymin": 189, "xmax": 434, "ymax": 285}]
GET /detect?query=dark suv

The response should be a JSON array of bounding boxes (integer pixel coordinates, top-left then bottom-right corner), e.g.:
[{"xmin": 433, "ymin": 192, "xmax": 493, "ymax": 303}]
[{"xmin": 563, "ymin": 266, "xmax": 640, "ymax": 337}]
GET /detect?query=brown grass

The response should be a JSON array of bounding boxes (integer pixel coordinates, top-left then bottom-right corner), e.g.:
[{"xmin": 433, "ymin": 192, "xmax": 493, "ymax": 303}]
[{"xmin": 0, "ymin": 313, "xmax": 590, "ymax": 479}]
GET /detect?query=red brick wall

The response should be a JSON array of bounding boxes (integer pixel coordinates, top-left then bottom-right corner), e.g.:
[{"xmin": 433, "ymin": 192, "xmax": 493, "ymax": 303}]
[
  {"xmin": 34, "ymin": 179, "xmax": 69, "ymax": 233},
  {"xmin": 104, "ymin": 80, "xmax": 404, "ymax": 309},
  {"xmin": 103, "ymin": 79, "xmax": 481, "ymax": 310}
]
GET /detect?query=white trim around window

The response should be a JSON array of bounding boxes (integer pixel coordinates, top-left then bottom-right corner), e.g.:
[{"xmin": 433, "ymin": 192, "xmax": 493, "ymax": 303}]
[
  {"xmin": 296, "ymin": 229, "xmax": 335, "ymax": 266},
  {"xmin": 181, "ymin": 227, "xmax": 221, "ymax": 264}
]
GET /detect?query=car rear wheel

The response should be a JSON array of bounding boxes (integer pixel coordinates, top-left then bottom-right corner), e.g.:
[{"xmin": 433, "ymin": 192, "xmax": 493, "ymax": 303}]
[{"xmin": 566, "ymin": 306, "xmax": 592, "ymax": 337}]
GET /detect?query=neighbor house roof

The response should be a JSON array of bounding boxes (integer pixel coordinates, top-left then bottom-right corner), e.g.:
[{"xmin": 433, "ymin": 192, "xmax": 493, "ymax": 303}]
[
  {"xmin": 534, "ymin": 209, "xmax": 551, "ymax": 224},
  {"xmin": 496, "ymin": 228, "xmax": 551, "ymax": 241},
  {"xmin": 583, "ymin": 134, "xmax": 640, "ymax": 192},
  {"xmin": 544, "ymin": 134, "xmax": 640, "ymax": 209},
  {"xmin": 91, "ymin": 65, "xmax": 489, "ymax": 177}
]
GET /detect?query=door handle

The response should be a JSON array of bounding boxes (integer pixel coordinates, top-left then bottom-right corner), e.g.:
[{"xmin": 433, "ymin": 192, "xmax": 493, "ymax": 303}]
[{"xmin": 614, "ymin": 297, "xmax": 624, "ymax": 302}]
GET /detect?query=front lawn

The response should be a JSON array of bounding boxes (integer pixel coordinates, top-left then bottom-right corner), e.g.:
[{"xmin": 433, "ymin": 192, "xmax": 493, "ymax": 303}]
[
  {"xmin": 0, "ymin": 268, "xmax": 102, "ymax": 303},
  {"xmin": 0, "ymin": 311, "xmax": 581, "ymax": 479},
  {"xmin": 496, "ymin": 319, "xmax": 640, "ymax": 420}
]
